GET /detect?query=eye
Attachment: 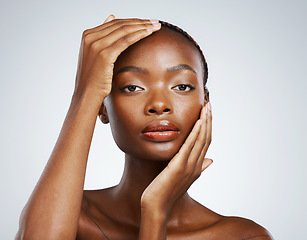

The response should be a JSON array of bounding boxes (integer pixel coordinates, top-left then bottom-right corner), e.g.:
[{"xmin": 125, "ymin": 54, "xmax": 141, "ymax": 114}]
[
  {"xmin": 172, "ymin": 84, "xmax": 195, "ymax": 92},
  {"xmin": 120, "ymin": 85, "xmax": 144, "ymax": 93}
]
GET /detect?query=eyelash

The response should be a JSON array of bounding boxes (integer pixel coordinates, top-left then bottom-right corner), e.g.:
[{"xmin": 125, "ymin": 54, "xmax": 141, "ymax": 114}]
[
  {"xmin": 120, "ymin": 85, "xmax": 144, "ymax": 93},
  {"xmin": 172, "ymin": 84, "xmax": 196, "ymax": 92},
  {"xmin": 119, "ymin": 84, "xmax": 196, "ymax": 93}
]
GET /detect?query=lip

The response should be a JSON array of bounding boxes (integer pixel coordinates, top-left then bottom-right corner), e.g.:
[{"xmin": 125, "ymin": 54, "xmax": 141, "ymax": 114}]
[{"xmin": 142, "ymin": 120, "xmax": 180, "ymax": 142}]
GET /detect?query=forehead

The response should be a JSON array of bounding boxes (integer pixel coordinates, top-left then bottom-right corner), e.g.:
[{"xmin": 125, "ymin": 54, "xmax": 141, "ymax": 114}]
[{"xmin": 114, "ymin": 27, "xmax": 203, "ymax": 77}]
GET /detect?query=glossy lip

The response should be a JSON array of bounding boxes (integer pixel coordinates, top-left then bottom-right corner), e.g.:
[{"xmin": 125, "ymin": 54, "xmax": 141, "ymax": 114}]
[{"xmin": 142, "ymin": 120, "xmax": 180, "ymax": 142}]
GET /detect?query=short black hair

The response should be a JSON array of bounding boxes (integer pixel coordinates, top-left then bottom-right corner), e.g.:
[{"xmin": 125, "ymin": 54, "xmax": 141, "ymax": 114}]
[{"xmin": 159, "ymin": 20, "xmax": 208, "ymax": 89}]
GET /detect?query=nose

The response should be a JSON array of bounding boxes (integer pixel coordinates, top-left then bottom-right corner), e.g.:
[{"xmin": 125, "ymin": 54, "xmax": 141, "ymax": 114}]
[{"xmin": 144, "ymin": 90, "xmax": 172, "ymax": 115}]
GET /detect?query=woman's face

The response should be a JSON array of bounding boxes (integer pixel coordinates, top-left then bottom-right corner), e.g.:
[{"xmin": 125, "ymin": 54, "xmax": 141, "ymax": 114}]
[{"xmin": 104, "ymin": 27, "xmax": 206, "ymax": 161}]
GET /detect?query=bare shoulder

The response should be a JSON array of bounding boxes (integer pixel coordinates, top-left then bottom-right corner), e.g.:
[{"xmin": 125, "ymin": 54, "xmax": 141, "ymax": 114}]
[
  {"xmin": 168, "ymin": 199, "xmax": 273, "ymax": 240},
  {"xmin": 208, "ymin": 216, "xmax": 273, "ymax": 240},
  {"xmin": 76, "ymin": 189, "xmax": 112, "ymax": 240}
]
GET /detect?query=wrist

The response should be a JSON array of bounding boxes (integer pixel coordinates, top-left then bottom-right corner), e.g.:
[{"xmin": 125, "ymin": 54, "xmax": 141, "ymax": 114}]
[
  {"xmin": 139, "ymin": 208, "xmax": 167, "ymax": 240},
  {"xmin": 141, "ymin": 196, "xmax": 172, "ymax": 219},
  {"xmin": 141, "ymin": 207, "xmax": 167, "ymax": 223},
  {"xmin": 72, "ymin": 85, "xmax": 107, "ymax": 108}
]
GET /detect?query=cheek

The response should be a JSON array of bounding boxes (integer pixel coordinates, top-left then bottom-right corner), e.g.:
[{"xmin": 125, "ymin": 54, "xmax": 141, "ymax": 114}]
[
  {"xmin": 106, "ymin": 96, "xmax": 141, "ymax": 151},
  {"xmin": 173, "ymin": 89, "xmax": 204, "ymax": 119},
  {"xmin": 173, "ymin": 98, "xmax": 203, "ymax": 136}
]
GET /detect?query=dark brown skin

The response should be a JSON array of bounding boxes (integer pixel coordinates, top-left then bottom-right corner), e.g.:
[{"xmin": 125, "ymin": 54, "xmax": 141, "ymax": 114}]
[{"xmin": 16, "ymin": 15, "xmax": 273, "ymax": 240}]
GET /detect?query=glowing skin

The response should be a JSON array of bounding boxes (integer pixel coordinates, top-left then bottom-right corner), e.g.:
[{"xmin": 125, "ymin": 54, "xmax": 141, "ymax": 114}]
[{"xmin": 104, "ymin": 27, "xmax": 205, "ymax": 161}]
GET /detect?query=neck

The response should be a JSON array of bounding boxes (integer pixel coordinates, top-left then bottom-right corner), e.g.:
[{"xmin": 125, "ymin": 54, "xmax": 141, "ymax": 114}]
[
  {"xmin": 111, "ymin": 154, "xmax": 192, "ymax": 225},
  {"xmin": 115, "ymin": 154, "xmax": 168, "ymax": 205}
]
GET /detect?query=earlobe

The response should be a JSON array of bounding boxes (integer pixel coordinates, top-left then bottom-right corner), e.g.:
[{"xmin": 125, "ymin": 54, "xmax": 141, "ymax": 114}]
[{"xmin": 98, "ymin": 103, "xmax": 109, "ymax": 124}]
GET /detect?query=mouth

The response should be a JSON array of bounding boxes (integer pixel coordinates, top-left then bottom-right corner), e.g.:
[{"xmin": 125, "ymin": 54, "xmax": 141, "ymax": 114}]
[{"xmin": 141, "ymin": 120, "xmax": 180, "ymax": 142}]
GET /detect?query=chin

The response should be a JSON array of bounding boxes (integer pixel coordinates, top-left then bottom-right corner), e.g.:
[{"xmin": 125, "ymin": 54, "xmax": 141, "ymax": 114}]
[
  {"xmin": 144, "ymin": 149, "xmax": 178, "ymax": 162},
  {"xmin": 123, "ymin": 140, "xmax": 182, "ymax": 162}
]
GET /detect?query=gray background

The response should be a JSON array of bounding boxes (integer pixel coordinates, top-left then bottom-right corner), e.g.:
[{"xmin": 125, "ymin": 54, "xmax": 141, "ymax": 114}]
[{"xmin": 1, "ymin": 0, "xmax": 306, "ymax": 239}]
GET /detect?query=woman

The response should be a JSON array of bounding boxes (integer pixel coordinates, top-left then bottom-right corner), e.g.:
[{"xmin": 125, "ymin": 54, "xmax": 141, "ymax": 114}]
[{"xmin": 16, "ymin": 15, "xmax": 272, "ymax": 239}]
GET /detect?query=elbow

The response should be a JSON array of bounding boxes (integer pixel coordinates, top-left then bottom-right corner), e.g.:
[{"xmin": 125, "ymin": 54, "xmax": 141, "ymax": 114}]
[
  {"xmin": 15, "ymin": 226, "xmax": 40, "ymax": 240},
  {"xmin": 16, "ymin": 223, "xmax": 75, "ymax": 240},
  {"xmin": 15, "ymin": 228, "xmax": 33, "ymax": 240}
]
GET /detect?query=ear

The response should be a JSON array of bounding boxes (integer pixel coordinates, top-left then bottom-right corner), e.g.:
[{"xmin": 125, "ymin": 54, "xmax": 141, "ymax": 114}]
[
  {"xmin": 98, "ymin": 102, "xmax": 109, "ymax": 124},
  {"xmin": 204, "ymin": 86, "xmax": 210, "ymax": 104}
]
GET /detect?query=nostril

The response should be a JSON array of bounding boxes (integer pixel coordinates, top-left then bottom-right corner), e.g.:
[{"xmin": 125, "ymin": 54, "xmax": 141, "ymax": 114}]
[
  {"xmin": 163, "ymin": 108, "xmax": 170, "ymax": 112},
  {"xmin": 149, "ymin": 109, "xmax": 156, "ymax": 113}
]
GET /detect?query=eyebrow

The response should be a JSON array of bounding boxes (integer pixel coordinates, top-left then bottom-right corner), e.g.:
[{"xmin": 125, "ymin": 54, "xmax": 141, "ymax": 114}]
[
  {"xmin": 116, "ymin": 64, "xmax": 197, "ymax": 75},
  {"xmin": 116, "ymin": 66, "xmax": 148, "ymax": 75},
  {"xmin": 166, "ymin": 64, "xmax": 197, "ymax": 74}
]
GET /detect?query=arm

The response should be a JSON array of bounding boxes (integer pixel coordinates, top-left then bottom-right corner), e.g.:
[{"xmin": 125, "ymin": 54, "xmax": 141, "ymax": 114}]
[
  {"xmin": 139, "ymin": 103, "xmax": 213, "ymax": 240},
  {"xmin": 241, "ymin": 236, "xmax": 273, "ymax": 240},
  {"xmin": 16, "ymin": 16, "xmax": 161, "ymax": 240}
]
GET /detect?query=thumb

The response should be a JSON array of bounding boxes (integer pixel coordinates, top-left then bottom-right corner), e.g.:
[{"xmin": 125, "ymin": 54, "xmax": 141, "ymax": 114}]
[
  {"xmin": 104, "ymin": 14, "xmax": 115, "ymax": 23},
  {"xmin": 201, "ymin": 158, "xmax": 213, "ymax": 172}
]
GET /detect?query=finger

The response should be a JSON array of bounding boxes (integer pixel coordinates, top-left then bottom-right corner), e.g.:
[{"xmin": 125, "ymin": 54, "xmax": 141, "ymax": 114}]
[
  {"xmin": 201, "ymin": 158, "xmax": 213, "ymax": 172},
  {"xmin": 185, "ymin": 106, "xmax": 208, "ymax": 166},
  {"xmin": 194, "ymin": 103, "xmax": 212, "ymax": 171},
  {"xmin": 104, "ymin": 14, "xmax": 115, "ymax": 23},
  {"xmin": 85, "ymin": 18, "xmax": 158, "ymax": 37},
  {"xmin": 200, "ymin": 102, "xmax": 212, "ymax": 158},
  {"xmin": 85, "ymin": 21, "xmax": 160, "ymax": 52},
  {"xmin": 172, "ymin": 119, "xmax": 202, "ymax": 166},
  {"xmin": 206, "ymin": 102, "xmax": 212, "ymax": 148},
  {"xmin": 102, "ymin": 25, "xmax": 161, "ymax": 63}
]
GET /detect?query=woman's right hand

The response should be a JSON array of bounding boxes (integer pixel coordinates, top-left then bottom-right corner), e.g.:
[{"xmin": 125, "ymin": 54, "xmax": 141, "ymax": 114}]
[
  {"xmin": 15, "ymin": 16, "xmax": 161, "ymax": 240},
  {"xmin": 74, "ymin": 15, "xmax": 161, "ymax": 101}
]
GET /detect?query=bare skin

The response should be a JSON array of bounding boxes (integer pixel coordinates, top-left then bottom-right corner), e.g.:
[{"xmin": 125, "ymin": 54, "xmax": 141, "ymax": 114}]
[{"xmin": 16, "ymin": 15, "xmax": 273, "ymax": 240}]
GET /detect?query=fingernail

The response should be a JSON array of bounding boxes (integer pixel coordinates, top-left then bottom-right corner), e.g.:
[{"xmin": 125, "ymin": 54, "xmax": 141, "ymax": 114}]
[
  {"xmin": 150, "ymin": 19, "xmax": 159, "ymax": 24},
  {"xmin": 199, "ymin": 119, "xmax": 203, "ymax": 126},
  {"xmin": 153, "ymin": 23, "xmax": 161, "ymax": 30},
  {"xmin": 208, "ymin": 102, "xmax": 211, "ymax": 112},
  {"xmin": 150, "ymin": 20, "xmax": 161, "ymax": 30}
]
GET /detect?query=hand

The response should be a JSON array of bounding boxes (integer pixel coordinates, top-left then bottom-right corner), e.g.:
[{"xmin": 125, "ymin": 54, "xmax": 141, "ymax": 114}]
[
  {"xmin": 141, "ymin": 103, "xmax": 213, "ymax": 216},
  {"xmin": 73, "ymin": 15, "xmax": 161, "ymax": 100}
]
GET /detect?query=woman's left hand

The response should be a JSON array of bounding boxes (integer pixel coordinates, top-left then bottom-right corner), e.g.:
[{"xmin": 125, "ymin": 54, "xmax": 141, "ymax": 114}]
[{"xmin": 139, "ymin": 102, "xmax": 212, "ymax": 239}]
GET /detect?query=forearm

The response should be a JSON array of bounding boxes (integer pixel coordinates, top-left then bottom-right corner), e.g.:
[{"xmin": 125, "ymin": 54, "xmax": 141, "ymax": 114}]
[
  {"xmin": 17, "ymin": 89, "xmax": 104, "ymax": 240},
  {"xmin": 139, "ymin": 209, "xmax": 167, "ymax": 240}
]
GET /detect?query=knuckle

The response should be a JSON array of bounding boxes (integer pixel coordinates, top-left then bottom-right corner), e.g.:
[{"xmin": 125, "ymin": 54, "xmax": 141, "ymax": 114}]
[
  {"xmin": 143, "ymin": 23, "xmax": 150, "ymax": 28},
  {"xmin": 120, "ymin": 34, "xmax": 132, "ymax": 45},
  {"xmin": 172, "ymin": 164, "xmax": 186, "ymax": 177},
  {"xmin": 90, "ymin": 40, "xmax": 100, "ymax": 52},
  {"xmin": 180, "ymin": 170, "xmax": 190, "ymax": 179},
  {"xmin": 97, "ymin": 48, "xmax": 108, "ymax": 59},
  {"xmin": 139, "ymin": 19, "xmax": 150, "ymax": 24},
  {"xmin": 82, "ymin": 29, "xmax": 91, "ymax": 38},
  {"xmin": 127, "ymin": 18, "xmax": 142, "ymax": 23},
  {"xmin": 112, "ymin": 18, "xmax": 123, "ymax": 24},
  {"xmin": 83, "ymin": 33, "xmax": 94, "ymax": 46},
  {"xmin": 113, "ymin": 20, "xmax": 129, "ymax": 29},
  {"xmin": 119, "ymin": 24, "xmax": 131, "ymax": 33},
  {"xmin": 173, "ymin": 165, "xmax": 184, "ymax": 175},
  {"xmin": 98, "ymin": 48, "xmax": 116, "ymax": 63},
  {"xmin": 184, "ymin": 164, "xmax": 194, "ymax": 176}
]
